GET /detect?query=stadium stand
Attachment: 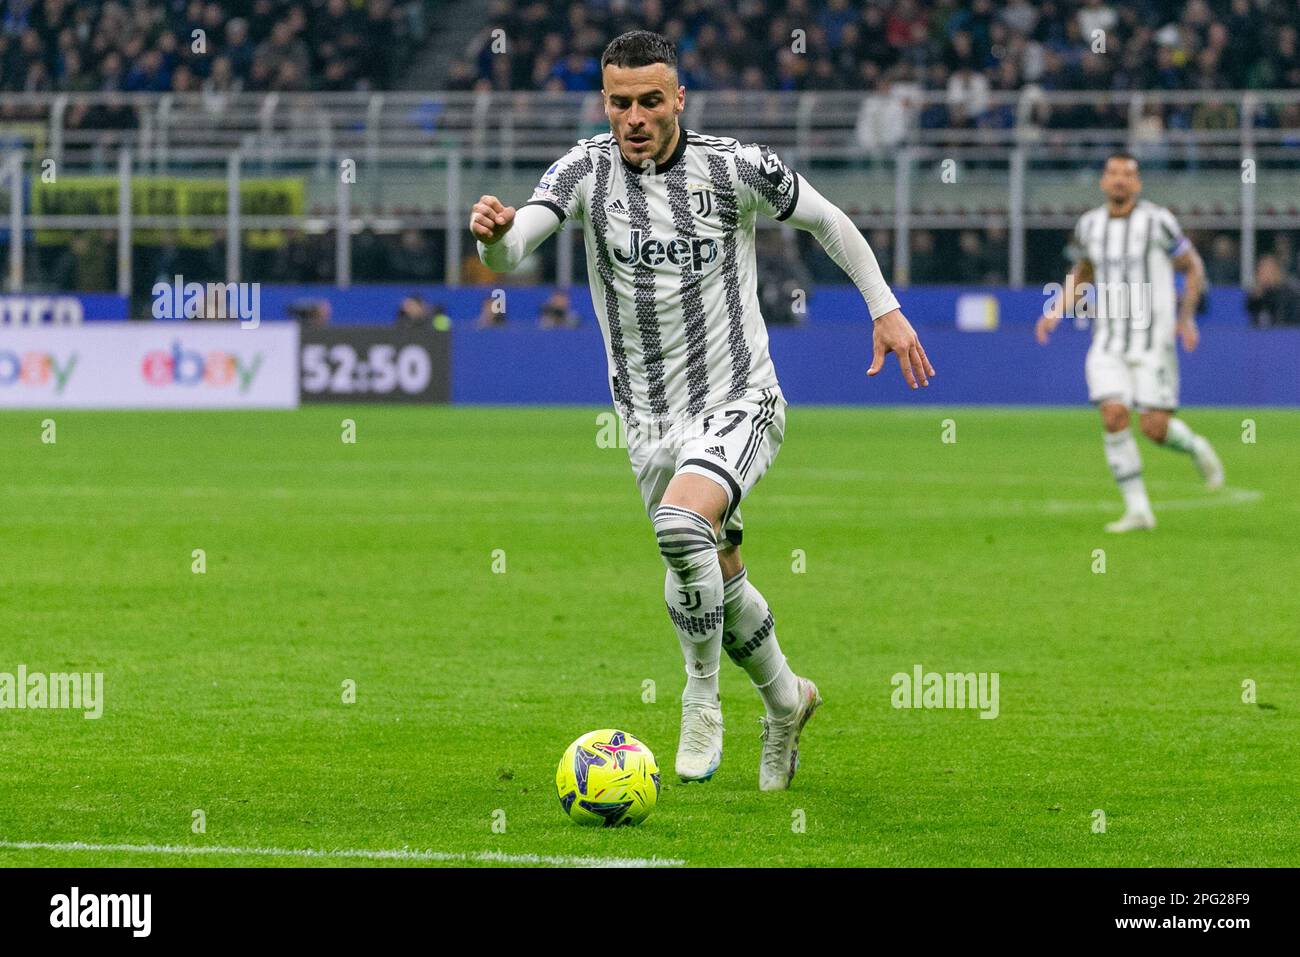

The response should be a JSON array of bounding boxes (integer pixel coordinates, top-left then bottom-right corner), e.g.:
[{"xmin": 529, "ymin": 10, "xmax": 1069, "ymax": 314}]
[
  {"xmin": 0, "ymin": 0, "xmax": 1296, "ymax": 300},
  {"xmin": 451, "ymin": 0, "xmax": 1300, "ymax": 104},
  {"xmin": 0, "ymin": 0, "xmax": 439, "ymax": 94}
]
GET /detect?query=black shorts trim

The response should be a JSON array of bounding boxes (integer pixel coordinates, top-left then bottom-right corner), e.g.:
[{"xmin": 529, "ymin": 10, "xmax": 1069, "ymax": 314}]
[{"xmin": 680, "ymin": 457, "xmax": 742, "ymax": 523}]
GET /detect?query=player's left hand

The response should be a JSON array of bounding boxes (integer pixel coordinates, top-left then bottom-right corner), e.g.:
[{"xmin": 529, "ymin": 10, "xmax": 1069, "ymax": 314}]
[
  {"xmin": 868, "ymin": 308, "xmax": 934, "ymax": 389},
  {"xmin": 1177, "ymin": 320, "xmax": 1200, "ymax": 352}
]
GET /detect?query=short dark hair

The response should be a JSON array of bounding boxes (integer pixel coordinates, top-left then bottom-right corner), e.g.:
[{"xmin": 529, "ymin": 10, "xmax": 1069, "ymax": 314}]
[
  {"xmin": 1105, "ymin": 150, "xmax": 1139, "ymax": 169},
  {"xmin": 601, "ymin": 30, "xmax": 677, "ymax": 73}
]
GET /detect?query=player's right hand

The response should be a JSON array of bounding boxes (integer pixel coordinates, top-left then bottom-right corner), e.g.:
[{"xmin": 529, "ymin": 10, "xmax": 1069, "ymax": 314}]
[
  {"xmin": 470, "ymin": 195, "xmax": 515, "ymax": 245},
  {"xmin": 868, "ymin": 308, "xmax": 933, "ymax": 389},
  {"xmin": 1035, "ymin": 312, "xmax": 1060, "ymax": 345}
]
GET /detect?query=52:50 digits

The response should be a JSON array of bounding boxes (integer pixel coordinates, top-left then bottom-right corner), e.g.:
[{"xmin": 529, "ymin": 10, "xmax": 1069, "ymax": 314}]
[{"xmin": 301, "ymin": 343, "xmax": 432, "ymax": 394}]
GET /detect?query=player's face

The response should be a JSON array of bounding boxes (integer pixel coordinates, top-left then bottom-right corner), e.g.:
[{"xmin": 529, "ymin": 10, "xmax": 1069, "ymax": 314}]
[
  {"xmin": 1100, "ymin": 158, "xmax": 1141, "ymax": 204},
  {"xmin": 602, "ymin": 62, "xmax": 684, "ymax": 168}
]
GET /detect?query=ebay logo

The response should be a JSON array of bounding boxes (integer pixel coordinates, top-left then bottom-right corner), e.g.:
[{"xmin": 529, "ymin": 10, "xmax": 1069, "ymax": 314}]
[
  {"xmin": 0, "ymin": 350, "xmax": 78, "ymax": 394},
  {"xmin": 141, "ymin": 341, "xmax": 263, "ymax": 393}
]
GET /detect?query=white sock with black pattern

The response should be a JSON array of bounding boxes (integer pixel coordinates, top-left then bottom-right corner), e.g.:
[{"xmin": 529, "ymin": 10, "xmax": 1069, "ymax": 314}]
[
  {"xmin": 1103, "ymin": 430, "xmax": 1152, "ymax": 514},
  {"xmin": 722, "ymin": 567, "xmax": 800, "ymax": 717},
  {"xmin": 654, "ymin": 505, "xmax": 724, "ymax": 708},
  {"xmin": 1161, "ymin": 417, "xmax": 1199, "ymax": 455}
]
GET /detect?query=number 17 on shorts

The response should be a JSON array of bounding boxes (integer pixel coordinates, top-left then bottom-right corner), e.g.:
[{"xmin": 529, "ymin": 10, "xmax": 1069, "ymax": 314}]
[{"xmin": 675, "ymin": 386, "xmax": 787, "ymax": 514}]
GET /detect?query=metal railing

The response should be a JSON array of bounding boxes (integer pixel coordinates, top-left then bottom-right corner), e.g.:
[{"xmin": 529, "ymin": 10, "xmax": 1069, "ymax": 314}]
[
  {"xmin": 1, "ymin": 89, "xmax": 1298, "ymax": 296},
  {"xmin": 3, "ymin": 89, "xmax": 1299, "ymax": 166}
]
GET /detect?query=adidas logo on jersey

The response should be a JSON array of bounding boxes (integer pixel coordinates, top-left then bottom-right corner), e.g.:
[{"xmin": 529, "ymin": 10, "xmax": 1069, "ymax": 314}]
[
  {"xmin": 607, "ymin": 199, "xmax": 627, "ymax": 214},
  {"xmin": 613, "ymin": 228, "xmax": 719, "ymax": 272},
  {"xmin": 705, "ymin": 445, "xmax": 727, "ymax": 460}
]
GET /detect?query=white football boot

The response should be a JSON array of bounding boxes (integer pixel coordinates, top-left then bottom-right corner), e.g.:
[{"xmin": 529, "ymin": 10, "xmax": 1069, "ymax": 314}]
[
  {"xmin": 1192, "ymin": 436, "xmax": 1225, "ymax": 490},
  {"xmin": 758, "ymin": 677, "xmax": 822, "ymax": 792},
  {"xmin": 676, "ymin": 702, "xmax": 723, "ymax": 782},
  {"xmin": 1105, "ymin": 509, "xmax": 1157, "ymax": 533}
]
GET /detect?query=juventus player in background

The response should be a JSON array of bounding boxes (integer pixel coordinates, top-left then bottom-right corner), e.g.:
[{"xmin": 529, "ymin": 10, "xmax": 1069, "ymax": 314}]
[
  {"xmin": 470, "ymin": 31, "xmax": 932, "ymax": 791},
  {"xmin": 1037, "ymin": 153, "xmax": 1224, "ymax": 532}
]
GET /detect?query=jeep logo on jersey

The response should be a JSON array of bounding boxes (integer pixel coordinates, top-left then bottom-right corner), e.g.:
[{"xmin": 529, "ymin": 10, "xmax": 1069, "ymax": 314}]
[{"xmin": 613, "ymin": 229, "xmax": 719, "ymax": 272}]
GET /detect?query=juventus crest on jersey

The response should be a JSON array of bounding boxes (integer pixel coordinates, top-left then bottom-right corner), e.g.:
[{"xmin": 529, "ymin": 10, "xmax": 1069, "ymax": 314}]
[
  {"xmin": 525, "ymin": 128, "xmax": 799, "ymax": 431},
  {"xmin": 1069, "ymin": 200, "xmax": 1190, "ymax": 357}
]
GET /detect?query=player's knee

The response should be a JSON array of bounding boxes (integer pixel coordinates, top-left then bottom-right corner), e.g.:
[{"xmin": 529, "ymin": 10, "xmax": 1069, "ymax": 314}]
[
  {"xmin": 1101, "ymin": 405, "xmax": 1129, "ymax": 433},
  {"xmin": 1141, "ymin": 415, "xmax": 1169, "ymax": 443},
  {"xmin": 717, "ymin": 544, "xmax": 743, "ymax": 582},
  {"xmin": 653, "ymin": 504, "xmax": 718, "ymax": 575}
]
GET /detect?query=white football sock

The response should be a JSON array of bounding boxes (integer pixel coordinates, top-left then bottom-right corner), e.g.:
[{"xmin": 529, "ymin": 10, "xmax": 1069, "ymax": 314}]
[
  {"xmin": 722, "ymin": 567, "xmax": 800, "ymax": 716},
  {"xmin": 1103, "ymin": 430, "xmax": 1152, "ymax": 514},
  {"xmin": 654, "ymin": 505, "xmax": 724, "ymax": 708},
  {"xmin": 1162, "ymin": 417, "xmax": 1199, "ymax": 455}
]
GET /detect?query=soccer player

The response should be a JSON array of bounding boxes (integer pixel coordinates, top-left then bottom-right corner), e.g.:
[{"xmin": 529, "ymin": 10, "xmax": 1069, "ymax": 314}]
[
  {"xmin": 1036, "ymin": 152, "xmax": 1224, "ymax": 532},
  {"xmin": 469, "ymin": 31, "xmax": 932, "ymax": 790}
]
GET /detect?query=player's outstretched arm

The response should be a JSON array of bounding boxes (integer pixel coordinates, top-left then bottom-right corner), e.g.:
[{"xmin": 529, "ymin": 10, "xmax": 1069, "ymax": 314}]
[
  {"xmin": 780, "ymin": 174, "xmax": 934, "ymax": 388},
  {"xmin": 469, "ymin": 195, "xmax": 562, "ymax": 274},
  {"xmin": 1172, "ymin": 244, "xmax": 1205, "ymax": 352}
]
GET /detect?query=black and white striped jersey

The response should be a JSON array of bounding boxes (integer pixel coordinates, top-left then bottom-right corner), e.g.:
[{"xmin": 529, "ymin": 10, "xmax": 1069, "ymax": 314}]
[
  {"xmin": 1069, "ymin": 200, "xmax": 1190, "ymax": 356},
  {"xmin": 524, "ymin": 129, "xmax": 798, "ymax": 429}
]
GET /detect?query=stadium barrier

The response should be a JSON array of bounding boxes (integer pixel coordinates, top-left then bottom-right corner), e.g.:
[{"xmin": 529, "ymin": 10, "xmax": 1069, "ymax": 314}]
[
  {"xmin": 39, "ymin": 282, "xmax": 1237, "ymax": 328},
  {"xmin": 447, "ymin": 320, "xmax": 1300, "ymax": 407},
  {"xmin": 0, "ymin": 321, "xmax": 455, "ymax": 409},
  {"xmin": 0, "ymin": 323, "xmax": 298, "ymax": 408},
  {"xmin": 404, "ymin": 284, "xmax": 1293, "ymax": 407},
  {"xmin": 3, "ymin": 288, "xmax": 1295, "ymax": 407},
  {"xmin": 300, "ymin": 326, "xmax": 449, "ymax": 403},
  {"xmin": 0, "ymin": 293, "xmax": 128, "ymax": 324}
]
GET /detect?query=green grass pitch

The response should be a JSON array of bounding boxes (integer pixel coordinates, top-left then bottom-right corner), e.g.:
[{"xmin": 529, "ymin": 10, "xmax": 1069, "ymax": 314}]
[{"xmin": 1, "ymin": 406, "xmax": 1297, "ymax": 867}]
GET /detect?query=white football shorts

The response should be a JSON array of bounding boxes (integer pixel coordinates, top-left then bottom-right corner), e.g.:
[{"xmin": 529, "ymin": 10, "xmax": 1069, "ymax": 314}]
[
  {"xmin": 1086, "ymin": 342, "xmax": 1180, "ymax": 411},
  {"xmin": 623, "ymin": 385, "xmax": 787, "ymax": 549}
]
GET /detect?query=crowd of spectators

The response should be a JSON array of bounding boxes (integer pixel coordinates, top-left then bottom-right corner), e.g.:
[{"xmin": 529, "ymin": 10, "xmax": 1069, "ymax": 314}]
[
  {"xmin": 451, "ymin": 0, "xmax": 1300, "ymax": 132},
  {"xmin": 29, "ymin": 226, "xmax": 450, "ymax": 298},
  {"xmin": 0, "ymin": 0, "xmax": 431, "ymax": 94},
  {"xmin": 1247, "ymin": 253, "xmax": 1300, "ymax": 325}
]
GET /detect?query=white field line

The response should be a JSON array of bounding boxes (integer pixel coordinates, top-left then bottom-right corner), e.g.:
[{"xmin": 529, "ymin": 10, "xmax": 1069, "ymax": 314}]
[
  {"xmin": 2, "ymin": 484, "xmax": 1263, "ymax": 525},
  {"xmin": 0, "ymin": 840, "xmax": 684, "ymax": 869},
  {"xmin": 741, "ymin": 486, "xmax": 1264, "ymax": 519},
  {"xmin": 11, "ymin": 491, "xmax": 1260, "ymax": 528},
  {"xmin": 1043, "ymin": 487, "xmax": 1262, "ymax": 514}
]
